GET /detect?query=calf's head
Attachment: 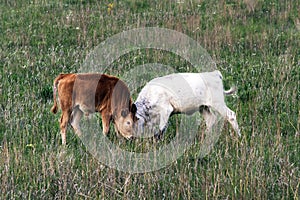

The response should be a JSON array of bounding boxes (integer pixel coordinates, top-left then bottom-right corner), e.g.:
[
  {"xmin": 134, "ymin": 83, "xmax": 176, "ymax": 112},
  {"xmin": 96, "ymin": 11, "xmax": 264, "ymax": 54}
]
[
  {"xmin": 113, "ymin": 105, "xmax": 137, "ymax": 139},
  {"xmin": 110, "ymin": 80, "xmax": 138, "ymax": 139}
]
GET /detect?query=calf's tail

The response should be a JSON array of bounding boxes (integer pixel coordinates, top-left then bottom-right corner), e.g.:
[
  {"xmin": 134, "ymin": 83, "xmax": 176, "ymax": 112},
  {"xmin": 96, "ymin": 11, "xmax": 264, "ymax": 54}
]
[
  {"xmin": 224, "ymin": 86, "xmax": 237, "ymax": 96},
  {"xmin": 50, "ymin": 74, "xmax": 64, "ymax": 114}
]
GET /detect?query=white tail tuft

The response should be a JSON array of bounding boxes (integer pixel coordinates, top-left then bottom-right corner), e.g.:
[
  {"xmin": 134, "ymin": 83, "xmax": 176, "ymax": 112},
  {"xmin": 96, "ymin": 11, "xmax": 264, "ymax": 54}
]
[{"xmin": 224, "ymin": 86, "xmax": 237, "ymax": 95}]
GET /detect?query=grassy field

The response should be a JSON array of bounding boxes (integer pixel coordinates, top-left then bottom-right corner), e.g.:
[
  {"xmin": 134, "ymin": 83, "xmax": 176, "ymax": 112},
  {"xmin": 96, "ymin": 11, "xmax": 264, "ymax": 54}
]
[{"xmin": 1, "ymin": 0, "xmax": 299, "ymax": 199}]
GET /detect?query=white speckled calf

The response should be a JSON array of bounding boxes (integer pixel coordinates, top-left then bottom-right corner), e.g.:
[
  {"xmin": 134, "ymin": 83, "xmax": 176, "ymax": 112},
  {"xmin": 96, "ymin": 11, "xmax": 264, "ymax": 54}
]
[{"xmin": 134, "ymin": 70, "xmax": 240, "ymax": 139}]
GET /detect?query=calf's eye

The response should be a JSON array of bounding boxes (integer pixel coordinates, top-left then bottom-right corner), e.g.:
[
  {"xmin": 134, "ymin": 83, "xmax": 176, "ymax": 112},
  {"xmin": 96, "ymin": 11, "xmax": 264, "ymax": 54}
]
[{"xmin": 121, "ymin": 109, "xmax": 128, "ymax": 117}]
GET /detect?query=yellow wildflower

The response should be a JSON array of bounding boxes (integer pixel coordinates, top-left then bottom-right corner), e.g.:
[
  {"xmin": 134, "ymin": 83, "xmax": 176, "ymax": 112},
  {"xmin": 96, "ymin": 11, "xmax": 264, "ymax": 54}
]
[{"xmin": 108, "ymin": 3, "xmax": 114, "ymax": 14}]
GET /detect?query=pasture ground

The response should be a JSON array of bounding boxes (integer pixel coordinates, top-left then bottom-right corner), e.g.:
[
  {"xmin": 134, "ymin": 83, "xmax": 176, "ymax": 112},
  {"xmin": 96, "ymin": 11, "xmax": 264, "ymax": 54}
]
[{"xmin": 1, "ymin": 0, "xmax": 299, "ymax": 199}]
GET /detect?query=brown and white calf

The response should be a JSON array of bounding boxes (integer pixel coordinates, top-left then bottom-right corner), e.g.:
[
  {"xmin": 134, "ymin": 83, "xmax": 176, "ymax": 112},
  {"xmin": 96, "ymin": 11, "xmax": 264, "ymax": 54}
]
[
  {"xmin": 134, "ymin": 70, "xmax": 240, "ymax": 139},
  {"xmin": 51, "ymin": 73, "xmax": 137, "ymax": 144}
]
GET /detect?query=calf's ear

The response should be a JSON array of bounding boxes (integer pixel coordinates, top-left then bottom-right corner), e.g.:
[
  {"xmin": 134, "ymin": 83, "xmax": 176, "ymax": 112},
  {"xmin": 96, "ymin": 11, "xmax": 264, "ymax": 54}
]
[{"xmin": 131, "ymin": 103, "xmax": 137, "ymax": 114}]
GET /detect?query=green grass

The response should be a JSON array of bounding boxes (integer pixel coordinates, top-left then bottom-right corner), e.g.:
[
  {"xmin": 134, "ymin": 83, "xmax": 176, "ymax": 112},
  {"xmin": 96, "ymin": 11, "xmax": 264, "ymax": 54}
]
[{"xmin": 1, "ymin": 0, "xmax": 299, "ymax": 199}]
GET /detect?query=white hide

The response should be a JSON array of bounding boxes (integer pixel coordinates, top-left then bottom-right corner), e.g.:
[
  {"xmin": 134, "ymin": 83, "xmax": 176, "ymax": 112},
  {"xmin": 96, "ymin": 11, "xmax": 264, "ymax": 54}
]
[{"xmin": 135, "ymin": 70, "xmax": 240, "ymax": 137}]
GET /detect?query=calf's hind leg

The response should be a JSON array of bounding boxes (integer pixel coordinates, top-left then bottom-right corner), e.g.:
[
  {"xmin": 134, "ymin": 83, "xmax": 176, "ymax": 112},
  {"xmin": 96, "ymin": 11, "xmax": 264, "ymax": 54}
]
[
  {"xmin": 200, "ymin": 106, "xmax": 216, "ymax": 132},
  {"xmin": 215, "ymin": 105, "xmax": 240, "ymax": 136},
  {"xmin": 59, "ymin": 110, "xmax": 71, "ymax": 145},
  {"xmin": 225, "ymin": 107, "xmax": 240, "ymax": 136}
]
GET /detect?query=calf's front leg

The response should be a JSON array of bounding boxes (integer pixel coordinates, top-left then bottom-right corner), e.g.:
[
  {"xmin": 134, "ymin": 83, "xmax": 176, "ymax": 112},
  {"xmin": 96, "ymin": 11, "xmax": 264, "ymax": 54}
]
[
  {"xmin": 101, "ymin": 112, "xmax": 112, "ymax": 136},
  {"xmin": 155, "ymin": 104, "xmax": 173, "ymax": 140},
  {"xmin": 70, "ymin": 107, "xmax": 83, "ymax": 137}
]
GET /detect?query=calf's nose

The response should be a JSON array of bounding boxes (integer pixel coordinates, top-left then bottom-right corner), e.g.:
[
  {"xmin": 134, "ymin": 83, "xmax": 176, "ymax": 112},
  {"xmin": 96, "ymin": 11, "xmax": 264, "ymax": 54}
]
[{"xmin": 128, "ymin": 135, "xmax": 134, "ymax": 140}]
